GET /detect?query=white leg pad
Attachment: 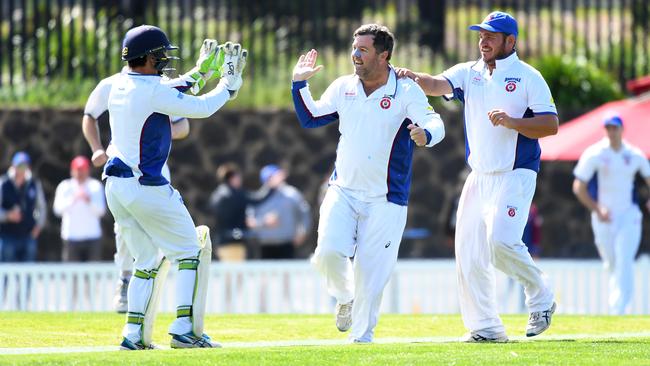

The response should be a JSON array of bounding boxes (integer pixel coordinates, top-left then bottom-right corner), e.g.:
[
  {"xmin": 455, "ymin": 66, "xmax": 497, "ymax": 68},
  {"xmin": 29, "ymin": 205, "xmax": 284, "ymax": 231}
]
[
  {"xmin": 192, "ymin": 225, "xmax": 212, "ymax": 337},
  {"xmin": 141, "ymin": 257, "xmax": 171, "ymax": 346}
]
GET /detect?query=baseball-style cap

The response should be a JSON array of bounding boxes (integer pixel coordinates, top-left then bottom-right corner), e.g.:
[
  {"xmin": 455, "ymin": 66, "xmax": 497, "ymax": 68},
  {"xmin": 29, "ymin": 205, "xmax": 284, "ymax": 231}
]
[
  {"xmin": 70, "ymin": 156, "xmax": 90, "ymax": 171},
  {"xmin": 11, "ymin": 151, "xmax": 30, "ymax": 167},
  {"xmin": 469, "ymin": 11, "xmax": 518, "ymax": 37},
  {"xmin": 603, "ymin": 115, "xmax": 623, "ymax": 128},
  {"xmin": 260, "ymin": 164, "xmax": 282, "ymax": 184}
]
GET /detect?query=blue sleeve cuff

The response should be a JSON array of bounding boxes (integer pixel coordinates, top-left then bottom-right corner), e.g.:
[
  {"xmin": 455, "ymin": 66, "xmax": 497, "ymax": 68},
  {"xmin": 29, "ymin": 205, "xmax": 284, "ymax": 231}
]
[
  {"xmin": 292, "ymin": 80, "xmax": 308, "ymax": 90},
  {"xmin": 425, "ymin": 130, "xmax": 432, "ymax": 145}
]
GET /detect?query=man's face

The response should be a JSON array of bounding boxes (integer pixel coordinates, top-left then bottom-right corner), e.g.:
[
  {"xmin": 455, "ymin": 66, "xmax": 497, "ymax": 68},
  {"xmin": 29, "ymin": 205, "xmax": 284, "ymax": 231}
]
[
  {"xmin": 351, "ymin": 35, "xmax": 384, "ymax": 80},
  {"xmin": 71, "ymin": 167, "xmax": 89, "ymax": 182},
  {"xmin": 478, "ymin": 30, "xmax": 509, "ymax": 64},
  {"xmin": 605, "ymin": 124, "xmax": 623, "ymax": 143}
]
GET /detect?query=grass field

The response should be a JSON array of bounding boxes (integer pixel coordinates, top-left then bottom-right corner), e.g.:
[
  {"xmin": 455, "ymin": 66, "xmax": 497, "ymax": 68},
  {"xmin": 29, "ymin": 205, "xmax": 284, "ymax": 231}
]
[{"xmin": 1, "ymin": 312, "xmax": 649, "ymax": 365}]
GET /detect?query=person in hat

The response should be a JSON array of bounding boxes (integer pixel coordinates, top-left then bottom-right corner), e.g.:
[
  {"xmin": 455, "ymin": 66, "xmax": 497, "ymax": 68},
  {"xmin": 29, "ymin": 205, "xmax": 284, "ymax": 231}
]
[
  {"xmin": 573, "ymin": 115, "xmax": 650, "ymax": 315},
  {"xmin": 104, "ymin": 24, "xmax": 246, "ymax": 350},
  {"xmin": 0, "ymin": 151, "xmax": 46, "ymax": 263},
  {"xmin": 53, "ymin": 156, "xmax": 106, "ymax": 262},
  {"xmin": 246, "ymin": 164, "xmax": 311, "ymax": 260},
  {"xmin": 396, "ymin": 11, "xmax": 558, "ymax": 342}
]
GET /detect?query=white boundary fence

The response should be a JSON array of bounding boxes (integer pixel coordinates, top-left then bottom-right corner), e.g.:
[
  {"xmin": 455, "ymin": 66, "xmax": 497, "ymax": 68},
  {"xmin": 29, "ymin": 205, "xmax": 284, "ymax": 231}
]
[{"xmin": 1, "ymin": 257, "xmax": 649, "ymax": 314}]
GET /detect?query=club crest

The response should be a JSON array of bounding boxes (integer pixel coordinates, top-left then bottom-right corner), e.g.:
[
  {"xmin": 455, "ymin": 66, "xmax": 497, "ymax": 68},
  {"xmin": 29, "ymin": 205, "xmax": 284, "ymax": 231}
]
[{"xmin": 380, "ymin": 97, "xmax": 391, "ymax": 110}]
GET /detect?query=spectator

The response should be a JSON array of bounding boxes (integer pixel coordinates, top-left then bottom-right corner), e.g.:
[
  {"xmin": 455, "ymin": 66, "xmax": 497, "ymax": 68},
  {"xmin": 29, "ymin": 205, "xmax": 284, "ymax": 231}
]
[
  {"xmin": 209, "ymin": 162, "xmax": 250, "ymax": 261},
  {"xmin": 0, "ymin": 152, "xmax": 46, "ymax": 262},
  {"xmin": 246, "ymin": 164, "xmax": 311, "ymax": 259},
  {"xmin": 53, "ymin": 156, "xmax": 106, "ymax": 262}
]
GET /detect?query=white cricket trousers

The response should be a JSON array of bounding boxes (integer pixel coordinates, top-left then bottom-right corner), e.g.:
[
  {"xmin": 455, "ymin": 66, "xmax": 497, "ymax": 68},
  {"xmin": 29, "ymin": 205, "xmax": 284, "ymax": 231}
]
[
  {"xmin": 312, "ymin": 185, "xmax": 407, "ymax": 343},
  {"xmin": 105, "ymin": 176, "xmax": 202, "ymax": 339},
  {"xmin": 455, "ymin": 169, "xmax": 554, "ymax": 335},
  {"xmin": 591, "ymin": 207, "xmax": 642, "ymax": 315},
  {"xmin": 114, "ymin": 223, "xmax": 134, "ymax": 273}
]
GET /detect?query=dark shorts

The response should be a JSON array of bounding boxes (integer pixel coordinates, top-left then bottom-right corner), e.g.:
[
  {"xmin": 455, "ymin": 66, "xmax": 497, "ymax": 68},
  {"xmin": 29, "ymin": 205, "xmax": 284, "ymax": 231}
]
[
  {"xmin": 260, "ymin": 242, "xmax": 294, "ymax": 259},
  {"xmin": 62, "ymin": 239, "xmax": 103, "ymax": 262}
]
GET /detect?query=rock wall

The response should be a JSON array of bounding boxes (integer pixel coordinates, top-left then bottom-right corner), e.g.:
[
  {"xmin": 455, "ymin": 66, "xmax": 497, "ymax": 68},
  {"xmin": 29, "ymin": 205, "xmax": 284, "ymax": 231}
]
[{"xmin": 0, "ymin": 108, "xmax": 647, "ymax": 261}]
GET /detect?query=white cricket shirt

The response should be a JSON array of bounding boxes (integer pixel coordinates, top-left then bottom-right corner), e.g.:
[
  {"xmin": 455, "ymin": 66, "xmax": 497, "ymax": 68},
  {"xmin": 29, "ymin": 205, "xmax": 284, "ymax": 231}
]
[
  {"xmin": 292, "ymin": 67, "xmax": 445, "ymax": 206},
  {"xmin": 104, "ymin": 72, "xmax": 230, "ymax": 185},
  {"xmin": 442, "ymin": 52, "xmax": 557, "ymax": 173},
  {"xmin": 53, "ymin": 177, "xmax": 106, "ymax": 240},
  {"xmin": 574, "ymin": 139, "xmax": 650, "ymax": 215}
]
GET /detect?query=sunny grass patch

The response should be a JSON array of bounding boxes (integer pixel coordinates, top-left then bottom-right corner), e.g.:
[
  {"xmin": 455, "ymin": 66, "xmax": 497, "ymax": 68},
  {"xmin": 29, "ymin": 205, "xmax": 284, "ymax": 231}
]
[{"xmin": 1, "ymin": 313, "xmax": 650, "ymax": 365}]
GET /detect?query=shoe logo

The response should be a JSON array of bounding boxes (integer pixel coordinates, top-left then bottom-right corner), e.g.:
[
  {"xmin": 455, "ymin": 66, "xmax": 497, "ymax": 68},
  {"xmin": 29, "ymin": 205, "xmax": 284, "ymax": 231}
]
[{"xmin": 385, "ymin": 241, "xmax": 391, "ymax": 248}]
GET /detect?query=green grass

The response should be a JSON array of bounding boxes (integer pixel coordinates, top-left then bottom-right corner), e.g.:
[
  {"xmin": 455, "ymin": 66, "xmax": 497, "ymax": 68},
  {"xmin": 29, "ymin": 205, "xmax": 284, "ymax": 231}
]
[{"xmin": 1, "ymin": 313, "xmax": 650, "ymax": 365}]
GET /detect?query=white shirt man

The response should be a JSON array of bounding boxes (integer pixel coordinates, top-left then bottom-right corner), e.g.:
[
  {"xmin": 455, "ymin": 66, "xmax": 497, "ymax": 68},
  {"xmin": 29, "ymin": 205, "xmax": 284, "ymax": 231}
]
[
  {"xmin": 396, "ymin": 11, "xmax": 558, "ymax": 342},
  {"xmin": 53, "ymin": 156, "xmax": 106, "ymax": 261},
  {"xmin": 291, "ymin": 24, "xmax": 444, "ymax": 343},
  {"xmin": 573, "ymin": 115, "xmax": 650, "ymax": 314}
]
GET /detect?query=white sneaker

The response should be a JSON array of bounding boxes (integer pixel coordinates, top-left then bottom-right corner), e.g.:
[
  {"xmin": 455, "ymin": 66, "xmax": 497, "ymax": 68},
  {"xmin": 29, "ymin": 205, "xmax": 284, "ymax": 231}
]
[
  {"xmin": 170, "ymin": 332, "xmax": 222, "ymax": 348},
  {"xmin": 113, "ymin": 279, "xmax": 129, "ymax": 313},
  {"xmin": 526, "ymin": 302, "xmax": 556, "ymax": 337},
  {"xmin": 335, "ymin": 300, "xmax": 353, "ymax": 332},
  {"xmin": 461, "ymin": 332, "xmax": 509, "ymax": 343}
]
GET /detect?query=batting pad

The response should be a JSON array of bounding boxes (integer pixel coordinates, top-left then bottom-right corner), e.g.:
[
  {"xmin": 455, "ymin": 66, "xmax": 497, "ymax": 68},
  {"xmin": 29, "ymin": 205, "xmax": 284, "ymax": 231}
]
[
  {"xmin": 142, "ymin": 257, "xmax": 171, "ymax": 346},
  {"xmin": 192, "ymin": 225, "xmax": 213, "ymax": 337}
]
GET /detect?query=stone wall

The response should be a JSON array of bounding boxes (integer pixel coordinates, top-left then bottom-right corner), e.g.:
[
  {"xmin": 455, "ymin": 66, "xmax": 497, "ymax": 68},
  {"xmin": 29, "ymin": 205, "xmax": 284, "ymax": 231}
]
[{"xmin": 0, "ymin": 108, "xmax": 647, "ymax": 261}]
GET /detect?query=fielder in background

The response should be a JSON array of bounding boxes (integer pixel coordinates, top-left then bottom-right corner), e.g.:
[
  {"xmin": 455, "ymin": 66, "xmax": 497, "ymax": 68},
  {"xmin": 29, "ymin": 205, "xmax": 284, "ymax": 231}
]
[
  {"xmin": 573, "ymin": 115, "xmax": 650, "ymax": 315},
  {"xmin": 397, "ymin": 11, "xmax": 557, "ymax": 342},
  {"xmin": 103, "ymin": 24, "xmax": 246, "ymax": 350},
  {"xmin": 291, "ymin": 24, "xmax": 445, "ymax": 343}
]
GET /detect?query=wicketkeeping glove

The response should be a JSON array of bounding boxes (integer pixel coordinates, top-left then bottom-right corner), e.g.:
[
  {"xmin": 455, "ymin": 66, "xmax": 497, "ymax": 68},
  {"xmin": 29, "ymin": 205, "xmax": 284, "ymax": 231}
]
[
  {"xmin": 179, "ymin": 39, "xmax": 220, "ymax": 95},
  {"xmin": 217, "ymin": 42, "xmax": 248, "ymax": 100}
]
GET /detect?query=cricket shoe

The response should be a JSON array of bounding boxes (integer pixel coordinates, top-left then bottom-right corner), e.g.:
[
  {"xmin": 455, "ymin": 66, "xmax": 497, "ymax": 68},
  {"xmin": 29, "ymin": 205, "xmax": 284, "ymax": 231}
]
[
  {"xmin": 526, "ymin": 302, "xmax": 556, "ymax": 337},
  {"xmin": 113, "ymin": 278, "xmax": 129, "ymax": 314},
  {"xmin": 170, "ymin": 332, "xmax": 222, "ymax": 348},
  {"xmin": 119, "ymin": 337, "xmax": 159, "ymax": 350},
  {"xmin": 461, "ymin": 332, "xmax": 509, "ymax": 343},
  {"xmin": 335, "ymin": 300, "xmax": 353, "ymax": 332}
]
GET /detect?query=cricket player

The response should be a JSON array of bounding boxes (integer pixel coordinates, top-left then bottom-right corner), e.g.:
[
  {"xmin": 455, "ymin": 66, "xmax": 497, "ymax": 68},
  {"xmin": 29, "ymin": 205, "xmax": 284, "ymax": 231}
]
[
  {"xmin": 291, "ymin": 24, "xmax": 445, "ymax": 343},
  {"xmin": 397, "ymin": 11, "xmax": 557, "ymax": 342},
  {"xmin": 104, "ymin": 25, "xmax": 246, "ymax": 350},
  {"xmin": 83, "ymin": 39, "xmax": 222, "ymax": 313},
  {"xmin": 84, "ymin": 69, "xmax": 191, "ymax": 313},
  {"xmin": 573, "ymin": 115, "xmax": 650, "ymax": 315}
]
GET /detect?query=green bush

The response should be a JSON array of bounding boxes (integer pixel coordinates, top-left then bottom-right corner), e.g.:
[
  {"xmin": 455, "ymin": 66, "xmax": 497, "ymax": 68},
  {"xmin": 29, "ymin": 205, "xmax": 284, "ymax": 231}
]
[{"xmin": 530, "ymin": 55, "xmax": 624, "ymax": 112}]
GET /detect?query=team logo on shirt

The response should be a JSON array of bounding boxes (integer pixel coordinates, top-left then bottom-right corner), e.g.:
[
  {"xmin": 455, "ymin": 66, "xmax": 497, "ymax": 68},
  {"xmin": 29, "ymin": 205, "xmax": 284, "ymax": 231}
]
[
  {"xmin": 504, "ymin": 77, "xmax": 520, "ymax": 93},
  {"xmin": 623, "ymin": 154, "xmax": 631, "ymax": 165},
  {"xmin": 507, "ymin": 205, "xmax": 517, "ymax": 217},
  {"xmin": 380, "ymin": 97, "xmax": 391, "ymax": 109}
]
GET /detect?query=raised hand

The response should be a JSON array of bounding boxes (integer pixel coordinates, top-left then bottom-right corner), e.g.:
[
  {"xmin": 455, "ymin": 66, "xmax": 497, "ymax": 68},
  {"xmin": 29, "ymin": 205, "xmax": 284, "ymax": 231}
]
[
  {"xmin": 219, "ymin": 42, "xmax": 248, "ymax": 99},
  {"xmin": 292, "ymin": 49, "xmax": 324, "ymax": 81}
]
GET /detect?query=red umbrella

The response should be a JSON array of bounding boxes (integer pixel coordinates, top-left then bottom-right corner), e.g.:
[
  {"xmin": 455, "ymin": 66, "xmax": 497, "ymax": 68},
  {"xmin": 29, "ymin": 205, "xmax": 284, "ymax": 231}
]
[{"xmin": 540, "ymin": 94, "xmax": 650, "ymax": 161}]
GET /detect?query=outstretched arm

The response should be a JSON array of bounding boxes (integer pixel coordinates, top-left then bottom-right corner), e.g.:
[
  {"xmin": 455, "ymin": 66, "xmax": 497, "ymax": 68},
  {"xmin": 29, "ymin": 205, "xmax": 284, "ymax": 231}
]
[{"xmin": 395, "ymin": 68, "xmax": 453, "ymax": 96}]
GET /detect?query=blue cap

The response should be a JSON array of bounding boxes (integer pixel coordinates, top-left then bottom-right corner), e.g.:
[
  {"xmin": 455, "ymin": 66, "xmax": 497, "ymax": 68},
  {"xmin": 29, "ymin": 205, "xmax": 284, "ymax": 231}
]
[
  {"xmin": 603, "ymin": 115, "xmax": 623, "ymax": 127},
  {"xmin": 11, "ymin": 151, "xmax": 30, "ymax": 166},
  {"xmin": 121, "ymin": 25, "xmax": 177, "ymax": 61},
  {"xmin": 260, "ymin": 164, "xmax": 282, "ymax": 184},
  {"xmin": 469, "ymin": 11, "xmax": 518, "ymax": 37}
]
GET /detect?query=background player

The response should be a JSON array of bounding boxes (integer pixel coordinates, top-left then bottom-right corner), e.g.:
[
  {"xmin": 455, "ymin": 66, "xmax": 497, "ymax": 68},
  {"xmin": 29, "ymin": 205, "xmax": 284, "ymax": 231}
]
[
  {"xmin": 82, "ymin": 39, "xmax": 219, "ymax": 313},
  {"xmin": 291, "ymin": 24, "xmax": 445, "ymax": 343},
  {"xmin": 396, "ymin": 11, "xmax": 557, "ymax": 342},
  {"xmin": 573, "ymin": 115, "xmax": 650, "ymax": 314},
  {"xmin": 104, "ymin": 25, "xmax": 246, "ymax": 350}
]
